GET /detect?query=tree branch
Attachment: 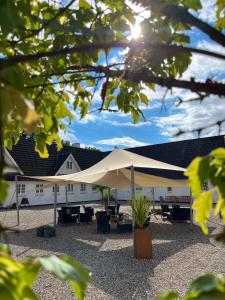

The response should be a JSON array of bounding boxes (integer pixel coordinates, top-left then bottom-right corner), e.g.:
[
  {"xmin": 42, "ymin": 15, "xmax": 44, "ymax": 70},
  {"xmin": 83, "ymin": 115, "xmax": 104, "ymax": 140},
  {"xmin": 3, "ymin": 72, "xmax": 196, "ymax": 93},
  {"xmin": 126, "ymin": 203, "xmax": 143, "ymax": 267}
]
[
  {"xmin": 163, "ymin": 5, "xmax": 225, "ymax": 47},
  {"xmin": 69, "ymin": 65, "xmax": 225, "ymax": 97},
  {"xmin": 1, "ymin": 40, "xmax": 225, "ymax": 71},
  {"xmin": 175, "ymin": 119, "xmax": 225, "ymax": 138}
]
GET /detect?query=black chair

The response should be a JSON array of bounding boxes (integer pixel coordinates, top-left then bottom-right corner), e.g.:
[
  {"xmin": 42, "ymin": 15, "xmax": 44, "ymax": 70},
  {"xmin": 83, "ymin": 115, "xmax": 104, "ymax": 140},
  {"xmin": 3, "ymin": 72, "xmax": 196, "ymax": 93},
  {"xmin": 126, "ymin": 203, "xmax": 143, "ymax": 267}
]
[
  {"xmin": 172, "ymin": 204, "xmax": 180, "ymax": 209},
  {"xmin": 79, "ymin": 213, "xmax": 92, "ymax": 223},
  {"xmin": 95, "ymin": 211, "xmax": 110, "ymax": 233},
  {"xmin": 57, "ymin": 209, "xmax": 77, "ymax": 224},
  {"xmin": 161, "ymin": 204, "xmax": 170, "ymax": 220},
  {"xmin": 20, "ymin": 198, "xmax": 29, "ymax": 207},
  {"xmin": 108, "ymin": 204, "xmax": 120, "ymax": 216},
  {"xmin": 83, "ymin": 206, "xmax": 94, "ymax": 217},
  {"xmin": 170, "ymin": 208, "xmax": 190, "ymax": 221},
  {"xmin": 61, "ymin": 206, "xmax": 80, "ymax": 215}
]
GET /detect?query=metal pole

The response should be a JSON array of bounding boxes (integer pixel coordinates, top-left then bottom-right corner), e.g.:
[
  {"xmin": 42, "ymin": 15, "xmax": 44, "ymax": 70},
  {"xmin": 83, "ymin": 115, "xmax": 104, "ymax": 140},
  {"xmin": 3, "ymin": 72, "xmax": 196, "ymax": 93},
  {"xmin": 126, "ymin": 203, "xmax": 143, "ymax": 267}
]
[
  {"xmin": 190, "ymin": 189, "xmax": 193, "ymax": 228},
  {"xmin": 15, "ymin": 175, "xmax": 20, "ymax": 226},
  {"xmin": 65, "ymin": 184, "xmax": 68, "ymax": 206},
  {"xmin": 115, "ymin": 189, "xmax": 118, "ymax": 215},
  {"xmin": 152, "ymin": 187, "xmax": 155, "ymax": 212},
  {"xmin": 54, "ymin": 184, "xmax": 57, "ymax": 227},
  {"xmin": 131, "ymin": 165, "xmax": 135, "ymax": 226}
]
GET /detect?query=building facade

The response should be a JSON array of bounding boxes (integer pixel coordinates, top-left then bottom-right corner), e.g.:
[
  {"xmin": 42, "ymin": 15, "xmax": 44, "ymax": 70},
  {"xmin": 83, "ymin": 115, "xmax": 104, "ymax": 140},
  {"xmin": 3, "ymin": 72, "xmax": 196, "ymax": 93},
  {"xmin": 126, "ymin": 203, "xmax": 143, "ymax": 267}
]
[{"xmin": 3, "ymin": 135, "xmax": 224, "ymax": 207}]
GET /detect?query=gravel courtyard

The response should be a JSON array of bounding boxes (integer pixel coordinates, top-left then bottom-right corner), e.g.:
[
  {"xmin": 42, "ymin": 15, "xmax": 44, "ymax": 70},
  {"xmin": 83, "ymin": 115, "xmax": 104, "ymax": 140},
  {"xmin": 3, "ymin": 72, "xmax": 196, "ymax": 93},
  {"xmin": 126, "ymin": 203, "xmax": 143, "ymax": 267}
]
[{"xmin": 1, "ymin": 204, "xmax": 225, "ymax": 300}]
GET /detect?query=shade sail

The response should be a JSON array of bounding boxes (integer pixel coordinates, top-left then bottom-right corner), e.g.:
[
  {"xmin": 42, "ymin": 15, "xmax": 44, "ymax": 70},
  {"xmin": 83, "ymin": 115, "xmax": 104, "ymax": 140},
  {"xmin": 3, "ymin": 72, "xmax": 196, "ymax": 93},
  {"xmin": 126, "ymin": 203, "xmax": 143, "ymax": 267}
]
[{"xmin": 23, "ymin": 149, "xmax": 186, "ymax": 188}]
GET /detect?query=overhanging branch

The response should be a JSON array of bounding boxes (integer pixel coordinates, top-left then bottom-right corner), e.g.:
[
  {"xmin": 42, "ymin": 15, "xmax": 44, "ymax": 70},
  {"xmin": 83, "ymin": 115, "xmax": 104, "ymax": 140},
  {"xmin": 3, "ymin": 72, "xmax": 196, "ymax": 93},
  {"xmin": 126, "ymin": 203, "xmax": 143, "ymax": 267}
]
[{"xmin": 1, "ymin": 41, "xmax": 225, "ymax": 71}]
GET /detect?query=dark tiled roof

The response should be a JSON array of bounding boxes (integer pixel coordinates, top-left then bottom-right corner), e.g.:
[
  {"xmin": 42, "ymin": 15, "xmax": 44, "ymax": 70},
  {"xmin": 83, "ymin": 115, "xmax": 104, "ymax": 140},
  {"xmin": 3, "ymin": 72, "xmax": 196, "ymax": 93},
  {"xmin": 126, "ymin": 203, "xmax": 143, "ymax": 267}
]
[
  {"xmin": 126, "ymin": 135, "xmax": 225, "ymax": 179},
  {"xmin": 8, "ymin": 135, "xmax": 105, "ymax": 177},
  {"xmin": 7, "ymin": 134, "xmax": 225, "ymax": 180}
]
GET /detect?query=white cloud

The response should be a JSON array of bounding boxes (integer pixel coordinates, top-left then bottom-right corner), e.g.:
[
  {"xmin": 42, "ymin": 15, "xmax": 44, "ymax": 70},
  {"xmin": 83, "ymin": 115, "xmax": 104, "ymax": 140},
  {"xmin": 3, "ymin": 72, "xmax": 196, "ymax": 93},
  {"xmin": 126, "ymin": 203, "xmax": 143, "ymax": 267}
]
[
  {"xmin": 59, "ymin": 128, "xmax": 78, "ymax": 143},
  {"xmin": 104, "ymin": 120, "xmax": 151, "ymax": 127},
  {"xmin": 198, "ymin": 0, "xmax": 217, "ymax": 24},
  {"xmin": 71, "ymin": 111, "xmax": 98, "ymax": 124},
  {"xmin": 153, "ymin": 96, "xmax": 225, "ymax": 140},
  {"xmin": 183, "ymin": 40, "xmax": 225, "ymax": 81},
  {"xmin": 95, "ymin": 137, "xmax": 148, "ymax": 147}
]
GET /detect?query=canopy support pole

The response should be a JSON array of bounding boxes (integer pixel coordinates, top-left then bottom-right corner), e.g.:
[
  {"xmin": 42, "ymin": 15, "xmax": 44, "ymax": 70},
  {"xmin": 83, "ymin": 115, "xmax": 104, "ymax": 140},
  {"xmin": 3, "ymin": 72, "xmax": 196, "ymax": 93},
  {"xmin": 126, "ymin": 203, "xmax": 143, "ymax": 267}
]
[
  {"xmin": 65, "ymin": 184, "xmax": 68, "ymax": 206},
  {"xmin": 115, "ymin": 188, "xmax": 118, "ymax": 215},
  {"xmin": 152, "ymin": 187, "xmax": 157, "ymax": 218},
  {"xmin": 15, "ymin": 175, "xmax": 20, "ymax": 226},
  {"xmin": 131, "ymin": 165, "xmax": 135, "ymax": 227},
  {"xmin": 190, "ymin": 189, "xmax": 193, "ymax": 228},
  {"xmin": 54, "ymin": 184, "xmax": 57, "ymax": 227}
]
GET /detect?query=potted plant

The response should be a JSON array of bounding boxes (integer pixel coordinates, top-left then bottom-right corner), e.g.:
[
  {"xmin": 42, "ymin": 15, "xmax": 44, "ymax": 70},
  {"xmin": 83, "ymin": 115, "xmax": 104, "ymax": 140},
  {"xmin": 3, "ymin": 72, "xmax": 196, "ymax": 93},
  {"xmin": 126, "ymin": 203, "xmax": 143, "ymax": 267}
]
[{"xmin": 129, "ymin": 194, "xmax": 152, "ymax": 259}]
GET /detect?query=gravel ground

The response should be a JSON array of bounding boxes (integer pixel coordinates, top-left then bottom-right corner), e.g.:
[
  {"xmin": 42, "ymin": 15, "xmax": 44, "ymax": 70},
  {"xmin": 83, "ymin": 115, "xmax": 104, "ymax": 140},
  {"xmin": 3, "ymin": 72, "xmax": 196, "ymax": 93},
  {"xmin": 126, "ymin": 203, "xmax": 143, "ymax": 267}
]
[{"xmin": 0, "ymin": 203, "xmax": 225, "ymax": 300}]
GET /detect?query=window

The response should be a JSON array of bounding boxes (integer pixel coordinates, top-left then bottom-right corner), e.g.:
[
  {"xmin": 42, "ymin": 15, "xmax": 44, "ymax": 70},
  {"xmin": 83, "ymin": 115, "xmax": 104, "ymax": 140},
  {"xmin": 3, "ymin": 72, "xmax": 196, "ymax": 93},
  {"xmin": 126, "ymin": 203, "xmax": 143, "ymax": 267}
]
[
  {"xmin": 136, "ymin": 187, "xmax": 142, "ymax": 191},
  {"xmin": 17, "ymin": 184, "xmax": 25, "ymax": 194},
  {"xmin": 36, "ymin": 184, "xmax": 44, "ymax": 194},
  {"xmin": 67, "ymin": 161, "xmax": 73, "ymax": 169},
  {"xmin": 80, "ymin": 183, "xmax": 86, "ymax": 193},
  {"xmin": 67, "ymin": 184, "xmax": 73, "ymax": 192},
  {"xmin": 92, "ymin": 185, "xmax": 97, "ymax": 193},
  {"xmin": 167, "ymin": 187, "xmax": 172, "ymax": 192},
  {"xmin": 203, "ymin": 181, "xmax": 208, "ymax": 191},
  {"xmin": 53, "ymin": 185, "xmax": 59, "ymax": 193}
]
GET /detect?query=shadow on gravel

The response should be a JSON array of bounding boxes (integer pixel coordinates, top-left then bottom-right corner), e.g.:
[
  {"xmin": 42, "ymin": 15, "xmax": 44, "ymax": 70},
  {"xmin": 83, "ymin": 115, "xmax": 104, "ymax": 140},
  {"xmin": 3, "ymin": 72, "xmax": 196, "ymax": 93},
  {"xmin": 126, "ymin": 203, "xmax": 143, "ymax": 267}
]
[{"xmin": 3, "ymin": 219, "xmax": 216, "ymax": 300}]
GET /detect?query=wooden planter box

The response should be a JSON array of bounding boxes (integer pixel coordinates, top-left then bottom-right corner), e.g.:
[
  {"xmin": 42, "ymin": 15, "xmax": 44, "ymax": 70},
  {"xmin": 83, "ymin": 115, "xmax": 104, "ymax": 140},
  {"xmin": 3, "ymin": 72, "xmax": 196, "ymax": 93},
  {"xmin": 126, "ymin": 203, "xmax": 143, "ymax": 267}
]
[{"xmin": 134, "ymin": 227, "xmax": 152, "ymax": 259}]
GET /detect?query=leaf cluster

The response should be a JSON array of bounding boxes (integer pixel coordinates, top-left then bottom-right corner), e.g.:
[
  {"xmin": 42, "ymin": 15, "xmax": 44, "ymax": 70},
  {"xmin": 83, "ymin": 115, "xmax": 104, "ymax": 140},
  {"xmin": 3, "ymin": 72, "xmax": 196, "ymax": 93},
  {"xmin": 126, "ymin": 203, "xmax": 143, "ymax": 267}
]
[
  {"xmin": 129, "ymin": 193, "xmax": 152, "ymax": 228},
  {"xmin": 0, "ymin": 245, "xmax": 90, "ymax": 300},
  {"xmin": 185, "ymin": 146, "xmax": 225, "ymax": 234}
]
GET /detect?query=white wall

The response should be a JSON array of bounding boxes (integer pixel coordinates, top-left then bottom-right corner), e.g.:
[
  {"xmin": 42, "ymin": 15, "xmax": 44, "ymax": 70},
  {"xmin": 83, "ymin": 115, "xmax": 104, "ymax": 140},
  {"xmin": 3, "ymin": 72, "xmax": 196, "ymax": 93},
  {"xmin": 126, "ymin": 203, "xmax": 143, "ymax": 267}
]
[{"xmin": 4, "ymin": 181, "xmax": 102, "ymax": 207}]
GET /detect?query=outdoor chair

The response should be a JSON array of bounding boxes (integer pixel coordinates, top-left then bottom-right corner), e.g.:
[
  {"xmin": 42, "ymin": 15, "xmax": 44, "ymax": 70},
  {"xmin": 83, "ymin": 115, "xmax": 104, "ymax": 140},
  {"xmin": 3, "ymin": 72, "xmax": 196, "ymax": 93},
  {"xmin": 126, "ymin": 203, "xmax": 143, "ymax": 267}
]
[
  {"xmin": 95, "ymin": 211, "xmax": 110, "ymax": 233},
  {"xmin": 170, "ymin": 208, "xmax": 190, "ymax": 221},
  {"xmin": 79, "ymin": 212, "xmax": 92, "ymax": 223},
  {"xmin": 20, "ymin": 198, "xmax": 29, "ymax": 207},
  {"xmin": 57, "ymin": 209, "xmax": 78, "ymax": 224},
  {"xmin": 83, "ymin": 206, "xmax": 94, "ymax": 217},
  {"xmin": 172, "ymin": 204, "xmax": 180, "ymax": 209},
  {"xmin": 161, "ymin": 204, "xmax": 171, "ymax": 220}
]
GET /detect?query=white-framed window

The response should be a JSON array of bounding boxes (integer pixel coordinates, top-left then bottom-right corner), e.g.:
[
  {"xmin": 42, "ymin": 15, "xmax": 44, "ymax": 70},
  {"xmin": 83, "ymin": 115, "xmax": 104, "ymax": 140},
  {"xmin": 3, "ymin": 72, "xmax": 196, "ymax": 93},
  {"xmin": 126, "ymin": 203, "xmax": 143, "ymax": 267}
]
[
  {"xmin": 80, "ymin": 183, "xmax": 86, "ymax": 193},
  {"xmin": 67, "ymin": 184, "xmax": 74, "ymax": 192},
  {"xmin": 36, "ymin": 184, "xmax": 44, "ymax": 194},
  {"xmin": 67, "ymin": 161, "xmax": 73, "ymax": 169},
  {"xmin": 203, "ymin": 181, "xmax": 208, "ymax": 191},
  {"xmin": 17, "ymin": 184, "xmax": 25, "ymax": 194},
  {"xmin": 167, "ymin": 187, "xmax": 172, "ymax": 192},
  {"xmin": 136, "ymin": 187, "xmax": 142, "ymax": 191},
  {"xmin": 92, "ymin": 185, "xmax": 97, "ymax": 193},
  {"xmin": 53, "ymin": 185, "xmax": 59, "ymax": 193}
]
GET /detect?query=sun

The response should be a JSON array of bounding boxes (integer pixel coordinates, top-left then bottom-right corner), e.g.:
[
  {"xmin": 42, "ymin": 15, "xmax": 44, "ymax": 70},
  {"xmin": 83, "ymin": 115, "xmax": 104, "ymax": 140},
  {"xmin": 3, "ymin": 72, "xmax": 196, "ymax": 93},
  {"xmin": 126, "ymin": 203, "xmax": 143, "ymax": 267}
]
[{"xmin": 130, "ymin": 23, "xmax": 141, "ymax": 40}]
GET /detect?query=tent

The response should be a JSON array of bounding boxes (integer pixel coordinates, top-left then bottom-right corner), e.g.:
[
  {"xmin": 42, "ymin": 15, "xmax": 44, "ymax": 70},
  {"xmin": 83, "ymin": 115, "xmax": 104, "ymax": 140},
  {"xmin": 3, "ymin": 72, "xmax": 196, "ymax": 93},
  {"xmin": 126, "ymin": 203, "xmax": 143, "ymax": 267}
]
[{"xmin": 20, "ymin": 149, "xmax": 191, "ymax": 226}]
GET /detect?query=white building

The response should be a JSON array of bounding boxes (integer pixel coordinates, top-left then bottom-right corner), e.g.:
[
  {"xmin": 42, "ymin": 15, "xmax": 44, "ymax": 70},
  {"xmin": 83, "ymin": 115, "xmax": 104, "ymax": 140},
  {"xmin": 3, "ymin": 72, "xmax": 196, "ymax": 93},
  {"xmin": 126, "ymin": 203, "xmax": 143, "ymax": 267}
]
[{"xmin": 3, "ymin": 135, "xmax": 224, "ymax": 207}]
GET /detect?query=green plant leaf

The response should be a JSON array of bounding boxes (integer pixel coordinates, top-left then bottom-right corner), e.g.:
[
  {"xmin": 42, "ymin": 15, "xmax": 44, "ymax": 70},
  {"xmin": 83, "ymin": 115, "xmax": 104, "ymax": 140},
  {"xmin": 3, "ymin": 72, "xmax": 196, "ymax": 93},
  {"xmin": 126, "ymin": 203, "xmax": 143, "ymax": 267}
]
[
  {"xmin": 156, "ymin": 291, "xmax": 179, "ymax": 300},
  {"xmin": 192, "ymin": 191, "xmax": 212, "ymax": 234},
  {"xmin": 38, "ymin": 255, "xmax": 90, "ymax": 300}
]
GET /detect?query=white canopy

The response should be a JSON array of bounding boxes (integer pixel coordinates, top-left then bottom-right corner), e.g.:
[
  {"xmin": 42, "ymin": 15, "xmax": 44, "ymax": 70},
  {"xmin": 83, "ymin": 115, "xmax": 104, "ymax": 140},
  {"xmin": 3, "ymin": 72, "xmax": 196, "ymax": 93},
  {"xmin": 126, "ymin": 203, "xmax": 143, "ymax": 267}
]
[{"xmin": 24, "ymin": 149, "xmax": 186, "ymax": 188}]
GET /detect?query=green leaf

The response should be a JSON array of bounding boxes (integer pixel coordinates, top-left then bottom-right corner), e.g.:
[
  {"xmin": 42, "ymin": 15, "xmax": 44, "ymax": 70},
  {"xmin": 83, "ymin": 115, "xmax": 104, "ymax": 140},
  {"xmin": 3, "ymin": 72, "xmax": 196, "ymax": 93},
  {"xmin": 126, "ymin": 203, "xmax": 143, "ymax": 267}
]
[
  {"xmin": 183, "ymin": 0, "xmax": 202, "ymax": 10},
  {"xmin": 185, "ymin": 274, "xmax": 225, "ymax": 299},
  {"xmin": 192, "ymin": 191, "xmax": 212, "ymax": 234},
  {"xmin": 139, "ymin": 93, "xmax": 149, "ymax": 105},
  {"xmin": 39, "ymin": 256, "xmax": 90, "ymax": 300},
  {"xmin": 156, "ymin": 291, "xmax": 179, "ymax": 300}
]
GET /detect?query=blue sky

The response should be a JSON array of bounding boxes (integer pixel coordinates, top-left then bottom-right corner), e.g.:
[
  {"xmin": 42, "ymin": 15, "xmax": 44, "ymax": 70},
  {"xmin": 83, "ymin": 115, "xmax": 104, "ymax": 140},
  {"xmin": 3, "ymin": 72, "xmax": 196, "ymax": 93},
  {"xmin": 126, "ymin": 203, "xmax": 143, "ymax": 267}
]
[{"xmin": 60, "ymin": 0, "xmax": 225, "ymax": 151}]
